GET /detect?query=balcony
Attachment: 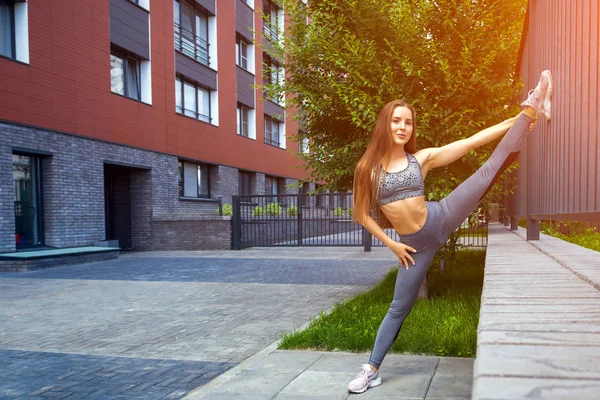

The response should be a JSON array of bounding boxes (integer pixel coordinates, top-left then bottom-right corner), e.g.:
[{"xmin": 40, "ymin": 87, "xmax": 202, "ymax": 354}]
[{"xmin": 174, "ymin": 23, "xmax": 210, "ymax": 66}]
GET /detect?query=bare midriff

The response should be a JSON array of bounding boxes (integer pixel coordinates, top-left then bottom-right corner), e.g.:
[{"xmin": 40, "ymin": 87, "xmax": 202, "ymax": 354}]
[
  {"xmin": 377, "ymin": 151, "xmax": 431, "ymax": 235},
  {"xmin": 380, "ymin": 197, "xmax": 428, "ymax": 235}
]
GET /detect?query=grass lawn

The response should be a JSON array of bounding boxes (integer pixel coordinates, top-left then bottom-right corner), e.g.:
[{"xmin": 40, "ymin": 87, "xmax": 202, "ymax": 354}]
[
  {"xmin": 518, "ymin": 220, "xmax": 600, "ymax": 252},
  {"xmin": 279, "ymin": 249, "xmax": 485, "ymax": 358}
]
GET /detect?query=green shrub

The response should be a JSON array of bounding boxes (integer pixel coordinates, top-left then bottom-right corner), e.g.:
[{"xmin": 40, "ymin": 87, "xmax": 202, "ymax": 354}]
[
  {"xmin": 252, "ymin": 206, "xmax": 264, "ymax": 217},
  {"xmin": 347, "ymin": 207, "xmax": 353, "ymax": 217},
  {"xmin": 333, "ymin": 206, "xmax": 345, "ymax": 217},
  {"xmin": 266, "ymin": 202, "xmax": 282, "ymax": 216},
  {"xmin": 220, "ymin": 203, "xmax": 233, "ymax": 216},
  {"xmin": 287, "ymin": 205, "xmax": 298, "ymax": 216}
]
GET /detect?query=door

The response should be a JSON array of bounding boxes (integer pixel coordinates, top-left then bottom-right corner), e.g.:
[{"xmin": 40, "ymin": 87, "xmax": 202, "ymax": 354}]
[{"xmin": 13, "ymin": 154, "xmax": 44, "ymax": 248}]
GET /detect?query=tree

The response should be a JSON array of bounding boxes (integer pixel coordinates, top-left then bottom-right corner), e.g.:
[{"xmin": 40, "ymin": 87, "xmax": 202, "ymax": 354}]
[{"xmin": 264, "ymin": 0, "xmax": 528, "ymax": 203}]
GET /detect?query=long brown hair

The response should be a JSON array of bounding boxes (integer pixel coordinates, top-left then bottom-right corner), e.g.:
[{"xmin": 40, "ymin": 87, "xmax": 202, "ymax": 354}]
[{"xmin": 352, "ymin": 100, "xmax": 417, "ymax": 228}]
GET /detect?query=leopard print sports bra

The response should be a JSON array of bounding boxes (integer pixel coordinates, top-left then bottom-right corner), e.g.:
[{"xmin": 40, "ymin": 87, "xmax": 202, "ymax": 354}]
[{"xmin": 376, "ymin": 153, "xmax": 425, "ymax": 206}]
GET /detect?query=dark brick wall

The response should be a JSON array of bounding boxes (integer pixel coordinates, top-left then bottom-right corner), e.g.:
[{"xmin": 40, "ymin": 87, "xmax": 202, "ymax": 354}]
[
  {"xmin": 149, "ymin": 218, "xmax": 231, "ymax": 250},
  {"xmin": 1, "ymin": 122, "xmax": 297, "ymax": 252}
]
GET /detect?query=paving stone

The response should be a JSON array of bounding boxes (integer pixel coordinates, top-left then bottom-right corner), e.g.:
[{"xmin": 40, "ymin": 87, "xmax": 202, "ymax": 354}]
[
  {"xmin": 211, "ymin": 369, "xmax": 299, "ymax": 396},
  {"xmin": 246, "ymin": 350, "xmax": 324, "ymax": 372},
  {"xmin": 0, "ymin": 349, "xmax": 234, "ymax": 400},
  {"xmin": 279, "ymin": 371, "xmax": 352, "ymax": 397},
  {"xmin": 473, "ymin": 376, "xmax": 600, "ymax": 399},
  {"xmin": 426, "ymin": 375, "xmax": 473, "ymax": 399}
]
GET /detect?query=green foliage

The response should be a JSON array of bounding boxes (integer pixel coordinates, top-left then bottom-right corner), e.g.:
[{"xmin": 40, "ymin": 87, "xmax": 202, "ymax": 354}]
[
  {"xmin": 333, "ymin": 206, "xmax": 345, "ymax": 217},
  {"xmin": 279, "ymin": 250, "xmax": 485, "ymax": 357},
  {"xmin": 266, "ymin": 202, "xmax": 283, "ymax": 216},
  {"xmin": 220, "ymin": 203, "xmax": 233, "ymax": 216},
  {"xmin": 518, "ymin": 219, "xmax": 600, "ymax": 252},
  {"xmin": 264, "ymin": 0, "xmax": 528, "ymax": 204},
  {"xmin": 287, "ymin": 204, "xmax": 298, "ymax": 216},
  {"xmin": 252, "ymin": 206, "xmax": 264, "ymax": 217},
  {"xmin": 347, "ymin": 207, "xmax": 353, "ymax": 217}
]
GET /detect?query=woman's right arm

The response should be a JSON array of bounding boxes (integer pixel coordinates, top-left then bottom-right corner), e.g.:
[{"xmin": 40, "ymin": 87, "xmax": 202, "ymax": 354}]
[{"xmin": 360, "ymin": 214, "xmax": 417, "ymax": 269}]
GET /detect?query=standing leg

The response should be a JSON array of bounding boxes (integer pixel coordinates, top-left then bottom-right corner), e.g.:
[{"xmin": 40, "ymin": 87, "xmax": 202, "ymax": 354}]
[
  {"xmin": 347, "ymin": 233, "xmax": 441, "ymax": 394},
  {"xmin": 368, "ymin": 243, "xmax": 438, "ymax": 368}
]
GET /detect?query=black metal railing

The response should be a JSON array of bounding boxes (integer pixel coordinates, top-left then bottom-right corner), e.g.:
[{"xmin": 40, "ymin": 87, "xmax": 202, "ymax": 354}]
[
  {"xmin": 176, "ymin": 105, "xmax": 210, "ymax": 123},
  {"xmin": 264, "ymin": 136, "xmax": 280, "ymax": 147},
  {"xmin": 232, "ymin": 193, "xmax": 488, "ymax": 250},
  {"xmin": 174, "ymin": 23, "xmax": 210, "ymax": 66}
]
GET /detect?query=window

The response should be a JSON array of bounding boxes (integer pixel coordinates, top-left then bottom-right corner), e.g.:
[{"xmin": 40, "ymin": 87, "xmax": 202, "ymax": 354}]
[
  {"xmin": 263, "ymin": 54, "xmax": 284, "ymax": 105},
  {"xmin": 239, "ymin": 171, "xmax": 252, "ymax": 196},
  {"xmin": 0, "ymin": 0, "xmax": 28, "ymax": 63},
  {"xmin": 265, "ymin": 175, "xmax": 281, "ymax": 203},
  {"xmin": 237, "ymin": 104, "xmax": 249, "ymax": 137},
  {"xmin": 236, "ymin": 35, "xmax": 248, "ymax": 70},
  {"xmin": 111, "ymin": 46, "xmax": 141, "ymax": 101},
  {"xmin": 264, "ymin": 115, "xmax": 281, "ymax": 147},
  {"xmin": 176, "ymin": 76, "xmax": 211, "ymax": 122},
  {"xmin": 0, "ymin": 1, "xmax": 15, "ymax": 59},
  {"xmin": 299, "ymin": 137, "xmax": 309, "ymax": 155},
  {"xmin": 174, "ymin": 0, "xmax": 209, "ymax": 66},
  {"xmin": 178, "ymin": 161, "xmax": 210, "ymax": 198},
  {"xmin": 263, "ymin": 0, "xmax": 280, "ymax": 42}
]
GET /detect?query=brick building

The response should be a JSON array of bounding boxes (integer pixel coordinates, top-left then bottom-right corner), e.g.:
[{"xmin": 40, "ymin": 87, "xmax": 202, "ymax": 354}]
[{"xmin": 0, "ymin": 0, "xmax": 312, "ymax": 252}]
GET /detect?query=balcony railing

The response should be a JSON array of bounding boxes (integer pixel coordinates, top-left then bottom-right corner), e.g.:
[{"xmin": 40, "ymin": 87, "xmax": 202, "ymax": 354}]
[
  {"xmin": 176, "ymin": 105, "xmax": 210, "ymax": 123},
  {"xmin": 263, "ymin": 22, "xmax": 279, "ymax": 42},
  {"xmin": 174, "ymin": 23, "xmax": 210, "ymax": 66},
  {"xmin": 264, "ymin": 135, "xmax": 280, "ymax": 147}
]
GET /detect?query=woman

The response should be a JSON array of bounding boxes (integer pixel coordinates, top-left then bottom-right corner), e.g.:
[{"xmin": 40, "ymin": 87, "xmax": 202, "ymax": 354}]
[{"xmin": 347, "ymin": 70, "xmax": 553, "ymax": 394}]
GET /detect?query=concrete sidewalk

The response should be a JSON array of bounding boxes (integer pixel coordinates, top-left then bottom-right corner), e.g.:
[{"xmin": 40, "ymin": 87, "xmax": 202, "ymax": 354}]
[
  {"xmin": 181, "ymin": 307, "xmax": 474, "ymax": 400},
  {"xmin": 185, "ymin": 348, "xmax": 473, "ymax": 400}
]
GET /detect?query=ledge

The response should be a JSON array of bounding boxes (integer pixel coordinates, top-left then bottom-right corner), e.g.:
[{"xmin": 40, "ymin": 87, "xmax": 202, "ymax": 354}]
[
  {"xmin": 0, "ymin": 246, "xmax": 120, "ymax": 261},
  {"xmin": 472, "ymin": 223, "xmax": 600, "ymax": 399}
]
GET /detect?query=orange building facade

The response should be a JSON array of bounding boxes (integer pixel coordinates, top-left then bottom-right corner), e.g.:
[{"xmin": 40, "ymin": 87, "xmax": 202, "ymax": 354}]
[{"xmin": 0, "ymin": 0, "xmax": 310, "ymax": 253}]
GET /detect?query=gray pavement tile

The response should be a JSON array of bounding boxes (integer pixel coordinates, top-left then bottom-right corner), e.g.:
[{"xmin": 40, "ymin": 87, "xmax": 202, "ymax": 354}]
[
  {"xmin": 211, "ymin": 370, "xmax": 299, "ymax": 396},
  {"xmin": 273, "ymin": 394, "xmax": 348, "ymax": 400},
  {"xmin": 433, "ymin": 357, "xmax": 474, "ymax": 377},
  {"xmin": 426, "ymin": 375, "xmax": 473, "ymax": 399},
  {"xmin": 279, "ymin": 371, "xmax": 351, "ymax": 397},
  {"xmin": 377, "ymin": 355, "xmax": 439, "ymax": 376},
  {"xmin": 358, "ymin": 374, "xmax": 431, "ymax": 399},
  {"xmin": 246, "ymin": 351, "xmax": 324, "ymax": 372},
  {"xmin": 198, "ymin": 393, "xmax": 274, "ymax": 400}
]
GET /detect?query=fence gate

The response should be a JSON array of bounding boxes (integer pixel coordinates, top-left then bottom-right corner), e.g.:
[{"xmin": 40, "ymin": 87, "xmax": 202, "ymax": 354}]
[{"xmin": 231, "ymin": 193, "xmax": 487, "ymax": 250}]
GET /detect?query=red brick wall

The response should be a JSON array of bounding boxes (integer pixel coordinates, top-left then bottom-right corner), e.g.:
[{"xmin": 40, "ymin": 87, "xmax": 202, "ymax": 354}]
[{"xmin": 0, "ymin": 0, "xmax": 307, "ymax": 180}]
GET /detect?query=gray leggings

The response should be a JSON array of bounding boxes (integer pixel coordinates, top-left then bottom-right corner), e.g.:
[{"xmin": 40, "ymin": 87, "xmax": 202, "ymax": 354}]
[{"xmin": 368, "ymin": 113, "xmax": 534, "ymax": 368}]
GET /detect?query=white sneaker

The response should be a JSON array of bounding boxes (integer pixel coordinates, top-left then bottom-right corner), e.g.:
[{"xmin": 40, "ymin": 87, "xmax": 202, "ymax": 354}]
[
  {"xmin": 520, "ymin": 70, "xmax": 553, "ymax": 120},
  {"xmin": 347, "ymin": 364, "xmax": 382, "ymax": 394}
]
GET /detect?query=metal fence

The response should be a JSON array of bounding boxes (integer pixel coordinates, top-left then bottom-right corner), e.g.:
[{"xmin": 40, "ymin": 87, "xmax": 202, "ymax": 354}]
[
  {"xmin": 231, "ymin": 194, "xmax": 487, "ymax": 250},
  {"xmin": 505, "ymin": 0, "xmax": 600, "ymax": 238}
]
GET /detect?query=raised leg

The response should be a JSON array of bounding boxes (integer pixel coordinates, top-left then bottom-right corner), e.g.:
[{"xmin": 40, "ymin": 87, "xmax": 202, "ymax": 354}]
[{"xmin": 439, "ymin": 112, "xmax": 535, "ymax": 239}]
